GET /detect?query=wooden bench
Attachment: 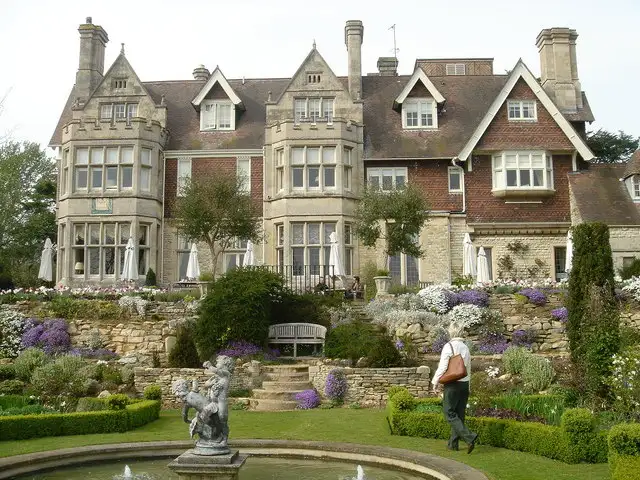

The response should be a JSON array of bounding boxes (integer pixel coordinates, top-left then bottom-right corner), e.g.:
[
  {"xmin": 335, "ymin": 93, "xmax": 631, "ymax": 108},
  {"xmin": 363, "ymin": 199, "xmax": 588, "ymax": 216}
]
[{"xmin": 268, "ymin": 323, "xmax": 327, "ymax": 358}]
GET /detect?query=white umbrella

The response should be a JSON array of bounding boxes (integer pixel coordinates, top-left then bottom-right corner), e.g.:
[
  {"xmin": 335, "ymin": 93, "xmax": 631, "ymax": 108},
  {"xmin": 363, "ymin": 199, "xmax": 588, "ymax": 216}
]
[
  {"xmin": 242, "ymin": 240, "xmax": 255, "ymax": 267},
  {"xmin": 462, "ymin": 233, "xmax": 476, "ymax": 278},
  {"xmin": 186, "ymin": 243, "xmax": 200, "ymax": 280},
  {"xmin": 121, "ymin": 237, "xmax": 139, "ymax": 281},
  {"xmin": 476, "ymin": 247, "xmax": 490, "ymax": 284},
  {"xmin": 37, "ymin": 238, "xmax": 53, "ymax": 282},
  {"xmin": 565, "ymin": 230, "xmax": 573, "ymax": 273},
  {"xmin": 328, "ymin": 231, "xmax": 345, "ymax": 277}
]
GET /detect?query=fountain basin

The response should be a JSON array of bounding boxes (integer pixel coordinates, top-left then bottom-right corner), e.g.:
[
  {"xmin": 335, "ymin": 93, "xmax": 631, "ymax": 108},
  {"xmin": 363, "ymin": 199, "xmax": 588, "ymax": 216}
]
[{"xmin": 0, "ymin": 440, "xmax": 488, "ymax": 480}]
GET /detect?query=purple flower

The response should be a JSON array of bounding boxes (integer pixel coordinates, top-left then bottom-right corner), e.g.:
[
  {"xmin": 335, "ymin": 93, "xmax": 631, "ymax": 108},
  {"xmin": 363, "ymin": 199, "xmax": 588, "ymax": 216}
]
[
  {"xmin": 217, "ymin": 341, "xmax": 263, "ymax": 358},
  {"xmin": 517, "ymin": 288, "xmax": 547, "ymax": 306},
  {"xmin": 478, "ymin": 332, "xmax": 509, "ymax": 354},
  {"xmin": 551, "ymin": 307, "xmax": 568, "ymax": 323},
  {"xmin": 22, "ymin": 322, "xmax": 44, "ymax": 348},
  {"xmin": 512, "ymin": 329, "xmax": 536, "ymax": 348},
  {"xmin": 431, "ymin": 331, "xmax": 450, "ymax": 354},
  {"xmin": 324, "ymin": 369, "xmax": 348, "ymax": 402},
  {"xmin": 294, "ymin": 389, "xmax": 321, "ymax": 409},
  {"xmin": 21, "ymin": 318, "xmax": 71, "ymax": 353},
  {"xmin": 395, "ymin": 340, "xmax": 405, "ymax": 350},
  {"xmin": 456, "ymin": 289, "xmax": 490, "ymax": 308},
  {"xmin": 39, "ymin": 327, "xmax": 71, "ymax": 354}
]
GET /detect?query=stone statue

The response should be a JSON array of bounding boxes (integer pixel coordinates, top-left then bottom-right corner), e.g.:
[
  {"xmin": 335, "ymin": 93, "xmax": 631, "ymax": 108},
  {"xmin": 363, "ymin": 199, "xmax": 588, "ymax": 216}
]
[{"xmin": 171, "ymin": 354, "xmax": 235, "ymax": 456}]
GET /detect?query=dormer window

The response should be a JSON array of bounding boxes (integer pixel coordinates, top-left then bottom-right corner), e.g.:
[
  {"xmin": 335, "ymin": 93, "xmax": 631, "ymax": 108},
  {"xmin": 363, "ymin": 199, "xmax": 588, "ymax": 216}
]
[
  {"xmin": 633, "ymin": 176, "xmax": 640, "ymax": 198},
  {"xmin": 402, "ymin": 99, "xmax": 437, "ymax": 129},
  {"xmin": 446, "ymin": 63, "xmax": 466, "ymax": 76},
  {"xmin": 294, "ymin": 97, "xmax": 334, "ymax": 123},
  {"xmin": 200, "ymin": 100, "xmax": 235, "ymax": 131},
  {"xmin": 507, "ymin": 100, "xmax": 537, "ymax": 121}
]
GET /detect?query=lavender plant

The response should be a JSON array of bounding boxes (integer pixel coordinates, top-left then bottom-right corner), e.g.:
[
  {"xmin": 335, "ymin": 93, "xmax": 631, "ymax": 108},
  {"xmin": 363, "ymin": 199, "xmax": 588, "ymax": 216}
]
[{"xmin": 324, "ymin": 368, "xmax": 348, "ymax": 405}]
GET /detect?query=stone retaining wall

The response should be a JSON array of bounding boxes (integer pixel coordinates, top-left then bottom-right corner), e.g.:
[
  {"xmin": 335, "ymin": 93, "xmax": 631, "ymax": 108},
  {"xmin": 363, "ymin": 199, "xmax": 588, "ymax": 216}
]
[{"xmin": 306, "ymin": 359, "xmax": 431, "ymax": 407}]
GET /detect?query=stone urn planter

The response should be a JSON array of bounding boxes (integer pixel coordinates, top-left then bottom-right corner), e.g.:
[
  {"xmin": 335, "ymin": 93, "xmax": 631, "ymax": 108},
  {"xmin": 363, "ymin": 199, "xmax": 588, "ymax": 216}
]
[{"xmin": 374, "ymin": 276, "xmax": 392, "ymax": 297}]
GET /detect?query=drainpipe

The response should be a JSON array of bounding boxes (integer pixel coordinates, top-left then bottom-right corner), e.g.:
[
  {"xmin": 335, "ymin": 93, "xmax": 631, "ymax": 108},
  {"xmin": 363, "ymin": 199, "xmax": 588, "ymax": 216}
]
[
  {"xmin": 262, "ymin": 145, "xmax": 266, "ymax": 265},
  {"xmin": 160, "ymin": 151, "xmax": 166, "ymax": 284},
  {"xmin": 451, "ymin": 157, "xmax": 466, "ymax": 213},
  {"xmin": 571, "ymin": 151, "xmax": 578, "ymax": 172}
]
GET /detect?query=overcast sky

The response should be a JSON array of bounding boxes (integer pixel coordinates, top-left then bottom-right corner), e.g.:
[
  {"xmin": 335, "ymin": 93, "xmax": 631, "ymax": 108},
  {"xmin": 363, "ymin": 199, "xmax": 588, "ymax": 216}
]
[{"xmin": 1, "ymin": 0, "xmax": 638, "ymax": 151}]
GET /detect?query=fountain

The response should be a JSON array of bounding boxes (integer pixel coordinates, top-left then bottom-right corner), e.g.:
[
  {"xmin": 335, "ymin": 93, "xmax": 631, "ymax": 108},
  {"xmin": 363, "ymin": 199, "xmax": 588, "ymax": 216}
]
[
  {"xmin": 356, "ymin": 465, "xmax": 365, "ymax": 480},
  {"xmin": 167, "ymin": 355, "xmax": 248, "ymax": 480},
  {"xmin": 123, "ymin": 465, "xmax": 132, "ymax": 478}
]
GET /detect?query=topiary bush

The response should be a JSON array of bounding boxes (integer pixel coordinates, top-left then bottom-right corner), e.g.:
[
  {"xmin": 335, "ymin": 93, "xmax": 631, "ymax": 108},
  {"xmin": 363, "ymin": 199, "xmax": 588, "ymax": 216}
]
[
  {"xmin": 521, "ymin": 355, "xmax": 555, "ymax": 393},
  {"xmin": 144, "ymin": 268, "xmax": 157, "ymax": 286},
  {"xmin": 325, "ymin": 320, "xmax": 377, "ymax": 366},
  {"xmin": 106, "ymin": 394, "xmax": 129, "ymax": 410},
  {"xmin": 609, "ymin": 423, "xmax": 640, "ymax": 480},
  {"xmin": 502, "ymin": 346, "xmax": 532, "ymax": 375},
  {"xmin": 14, "ymin": 347, "xmax": 48, "ymax": 382},
  {"xmin": 143, "ymin": 385, "xmax": 162, "ymax": 401},
  {"xmin": 567, "ymin": 222, "xmax": 619, "ymax": 403},
  {"xmin": 562, "ymin": 408, "xmax": 608, "ymax": 464},
  {"xmin": 387, "ymin": 386, "xmax": 410, "ymax": 401},
  {"xmin": 168, "ymin": 323, "xmax": 201, "ymax": 368},
  {"xmin": 367, "ymin": 334, "xmax": 402, "ymax": 367},
  {"xmin": 196, "ymin": 268, "xmax": 288, "ymax": 359}
]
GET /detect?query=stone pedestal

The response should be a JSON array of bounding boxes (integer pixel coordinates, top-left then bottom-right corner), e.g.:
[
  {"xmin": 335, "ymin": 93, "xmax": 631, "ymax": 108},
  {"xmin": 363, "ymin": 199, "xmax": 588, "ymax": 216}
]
[{"xmin": 167, "ymin": 449, "xmax": 248, "ymax": 480}]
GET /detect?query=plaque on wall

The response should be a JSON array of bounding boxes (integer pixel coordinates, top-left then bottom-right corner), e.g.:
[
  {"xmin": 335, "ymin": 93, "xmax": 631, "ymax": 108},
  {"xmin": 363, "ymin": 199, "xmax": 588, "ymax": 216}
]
[{"xmin": 91, "ymin": 198, "xmax": 113, "ymax": 214}]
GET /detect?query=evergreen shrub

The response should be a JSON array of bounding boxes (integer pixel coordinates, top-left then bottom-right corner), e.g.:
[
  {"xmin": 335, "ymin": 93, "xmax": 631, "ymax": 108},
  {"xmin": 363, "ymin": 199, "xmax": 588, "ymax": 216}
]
[
  {"xmin": 367, "ymin": 334, "xmax": 402, "ymax": 367},
  {"xmin": 144, "ymin": 268, "xmax": 157, "ymax": 286},
  {"xmin": 13, "ymin": 348, "xmax": 48, "ymax": 381},
  {"xmin": 324, "ymin": 320, "xmax": 377, "ymax": 366},
  {"xmin": 609, "ymin": 423, "xmax": 640, "ymax": 480},
  {"xmin": 0, "ymin": 364, "xmax": 16, "ymax": 380},
  {"xmin": 0, "ymin": 379, "xmax": 24, "ymax": 394},
  {"xmin": 75, "ymin": 397, "xmax": 107, "ymax": 412},
  {"xmin": 143, "ymin": 384, "xmax": 162, "ymax": 400},
  {"xmin": 106, "ymin": 394, "xmax": 129, "ymax": 410},
  {"xmin": 168, "ymin": 323, "xmax": 201, "ymax": 367}
]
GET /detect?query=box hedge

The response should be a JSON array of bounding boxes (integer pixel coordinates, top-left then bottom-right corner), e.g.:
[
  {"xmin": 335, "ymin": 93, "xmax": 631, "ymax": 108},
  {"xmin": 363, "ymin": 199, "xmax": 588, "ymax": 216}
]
[
  {"xmin": 0, "ymin": 400, "xmax": 160, "ymax": 441},
  {"xmin": 387, "ymin": 392, "xmax": 606, "ymax": 464},
  {"xmin": 609, "ymin": 423, "xmax": 640, "ymax": 480}
]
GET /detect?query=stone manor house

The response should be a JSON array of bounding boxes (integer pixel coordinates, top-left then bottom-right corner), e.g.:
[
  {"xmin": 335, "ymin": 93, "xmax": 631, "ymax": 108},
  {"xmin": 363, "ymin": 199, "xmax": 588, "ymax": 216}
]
[{"xmin": 49, "ymin": 18, "xmax": 640, "ymax": 287}]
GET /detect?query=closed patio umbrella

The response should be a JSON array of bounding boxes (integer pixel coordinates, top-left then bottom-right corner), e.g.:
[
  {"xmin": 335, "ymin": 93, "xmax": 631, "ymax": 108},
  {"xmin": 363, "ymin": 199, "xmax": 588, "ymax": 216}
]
[
  {"xmin": 565, "ymin": 230, "xmax": 573, "ymax": 273},
  {"xmin": 186, "ymin": 243, "xmax": 200, "ymax": 280},
  {"xmin": 476, "ymin": 247, "xmax": 490, "ymax": 285},
  {"xmin": 462, "ymin": 233, "xmax": 476, "ymax": 278},
  {"xmin": 37, "ymin": 238, "xmax": 54, "ymax": 282},
  {"xmin": 121, "ymin": 237, "xmax": 139, "ymax": 281},
  {"xmin": 242, "ymin": 240, "xmax": 255, "ymax": 267},
  {"xmin": 328, "ymin": 231, "xmax": 345, "ymax": 277}
]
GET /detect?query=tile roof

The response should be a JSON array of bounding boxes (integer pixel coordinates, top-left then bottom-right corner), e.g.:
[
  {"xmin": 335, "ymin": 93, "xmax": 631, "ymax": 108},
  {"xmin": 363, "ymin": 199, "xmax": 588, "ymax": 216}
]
[
  {"xmin": 568, "ymin": 164, "xmax": 640, "ymax": 225},
  {"xmin": 624, "ymin": 150, "xmax": 640, "ymax": 178},
  {"xmin": 362, "ymin": 74, "xmax": 507, "ymax": 159}
]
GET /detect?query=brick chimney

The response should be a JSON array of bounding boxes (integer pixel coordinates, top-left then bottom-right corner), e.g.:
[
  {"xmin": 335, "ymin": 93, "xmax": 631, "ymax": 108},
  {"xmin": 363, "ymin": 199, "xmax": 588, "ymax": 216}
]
[
  {"xmin": 377, "ymin": 57, "xmax": 398, "ymax": 76},
  {"xmin": 75, "ymin": 17, "xmax": 109, "ymax": 103},
  {"xmin": 344, "ymin": 20, "xmax": 364, "ymax": 100},
  {"xmin": 536, "ymin": 28, "xmax": 582, "ymax": 113}
]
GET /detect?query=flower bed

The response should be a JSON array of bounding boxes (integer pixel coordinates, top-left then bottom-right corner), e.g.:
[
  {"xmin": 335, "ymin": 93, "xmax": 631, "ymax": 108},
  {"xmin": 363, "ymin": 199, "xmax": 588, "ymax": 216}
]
[
  {"xmin": 0, "ymin": 399, "xmax": 160, "ymax": 441},
  {"xmin": 386, "ymin": 388, "xmax": 607, "ymax": 464}
]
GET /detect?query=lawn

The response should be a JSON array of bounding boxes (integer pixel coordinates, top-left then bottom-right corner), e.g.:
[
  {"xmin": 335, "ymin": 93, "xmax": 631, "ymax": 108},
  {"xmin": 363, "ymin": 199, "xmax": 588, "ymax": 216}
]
[{"xmin": 0, "ymin": 409, "xmax": 610, "ymax": 480}]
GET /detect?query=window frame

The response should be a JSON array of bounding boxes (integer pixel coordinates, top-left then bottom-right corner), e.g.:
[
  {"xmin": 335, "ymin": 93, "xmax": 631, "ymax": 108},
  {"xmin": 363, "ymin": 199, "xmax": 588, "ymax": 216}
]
[
  {"xmin": 367, "ymin": 167, "xmax": 407, "ymax": 191},
  {"xmin": 445, "ymin": 63, "xmax": 466, "ymax": 76},
  {"xmin": 507, "ymin": 100, "xmax": 537, "ymax": 121},
  {"xmin": 633, "ymin": 176, "xmax": 640, "ymax": 198},
  {"xmin": 237, "ymin": 157, "xmax": 251, "ymax": 193},
  {"xmin": 200, "ymin": 100, "xmax": 235, "ymax": 131},
  {"xmin": 491, "ymin": 151, "xmax": 553, "ymax": 192},
  {"xmin": 402, "ymin": 98, "xmax": 437, "ymax": 129},
  {"xmin": 293, "ymin": 97, "xmax": 334, "ymax": 124},
  {"xmin": 289, "ymin": 146, "xmax": 337, "ymax": 192},
  {"xmin": 448, "ymin": 166, "xmax": 463, "ymax": 193},
  {"xmin": 290, "ymin": 221, "xmax": 336, "ymax": 276},
  {"xmin": 177, "ymin": 157, "xmax": 192, "ymax": 197}
]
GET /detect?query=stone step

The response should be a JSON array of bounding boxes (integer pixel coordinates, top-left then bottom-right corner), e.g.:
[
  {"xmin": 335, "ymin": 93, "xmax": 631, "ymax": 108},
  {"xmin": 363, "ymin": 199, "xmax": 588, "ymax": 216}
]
[
  {"xmin": 252, "ymin": 389, "xmax": 306, "ymax": 400},
  {"xmin": 249, "ymin": 399, "xmax": 298, "ymax": 411},
  {"xmin": 261, "ymin": 365, "xmax": 310, "ymax": 373},
  {"xmin": 262, "ymin": 372, "xmax": 309, "ymax": 382},
  {"xmin": 261, "ymin": 380, "xmax": 312, "ymax": 391}
]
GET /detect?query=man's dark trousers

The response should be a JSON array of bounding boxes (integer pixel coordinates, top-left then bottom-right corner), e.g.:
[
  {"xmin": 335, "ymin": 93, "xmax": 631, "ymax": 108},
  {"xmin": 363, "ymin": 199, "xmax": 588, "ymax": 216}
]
[{"xmin": 443, "ymin": 380, "xmax": 476, "ymax": 450}]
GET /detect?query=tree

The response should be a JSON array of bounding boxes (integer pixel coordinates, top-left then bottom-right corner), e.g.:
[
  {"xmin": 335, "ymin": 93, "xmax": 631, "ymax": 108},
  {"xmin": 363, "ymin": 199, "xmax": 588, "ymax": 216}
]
[
  {"xmin": 0, "ymin": 141, "xmax": 56, "ymax": 286},
  {"xmin": 174, "ymin": 172, "xmax": 261, "ymax": 278},
  {"xmin": 355, "ymin": 184, "xmax": 429, "ymax": 268},
  {"xmin": 586, "ymin": 129, "xmax": 639, "ymax": 163},
  {"xmin": 566, "ymin": 222, "xmax": 619, "ymax": 403}
]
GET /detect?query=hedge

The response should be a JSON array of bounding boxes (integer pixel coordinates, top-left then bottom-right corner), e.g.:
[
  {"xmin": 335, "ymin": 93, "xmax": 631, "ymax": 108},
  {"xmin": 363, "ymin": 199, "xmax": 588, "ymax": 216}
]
[
  {"xmin": 609, "ymin": 423, "xmax": 640, "ymax": 480},
  {"xmin": 387, "ymin": 393, "xmax": 606, "ymax": 464},
  {"xmin": 0, "ymin": 400, "xmax": 160, "ymax": 441}
]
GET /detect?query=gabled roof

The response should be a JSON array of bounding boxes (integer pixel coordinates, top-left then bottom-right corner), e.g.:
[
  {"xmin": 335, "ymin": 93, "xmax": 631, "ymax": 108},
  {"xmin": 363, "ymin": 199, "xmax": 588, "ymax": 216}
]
[
  {"xmin": 569, "ymin": 165, "xmax": 640, "ymax": 225},
  {"xmin": 624, "ymin": 150, "xmax": 640, "ymax": 179},
  {"xmin": 394, "ymin": 67, "xmax": 445, "ymax": 107},
  {"xmin": 457, "ymin": 59, "xmax": 594, "ymax": 161},
  {"xmin": 91, "ymin": 51, "xmax": 155, "ymax": 106},
  {"xmin": 191, "ymin": 67, "xmax": 244, "ymax": 109}
]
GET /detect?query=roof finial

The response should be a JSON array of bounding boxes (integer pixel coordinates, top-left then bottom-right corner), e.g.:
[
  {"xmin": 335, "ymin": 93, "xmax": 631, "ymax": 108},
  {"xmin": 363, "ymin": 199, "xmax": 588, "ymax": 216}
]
[
  {"xmin": 267, "ymin": 91, "xmax": 272, "ymax": 102},
  {"xmin": 312, "ymin": 39, "xmax": 316, "ymax": 50},
  {"xmin": 120, "ymin": 43, "xmax": 125, "ymax": 55},
  {"xmin": 160, "ymin": 94, "xmax": 166, "ymax": 106}
]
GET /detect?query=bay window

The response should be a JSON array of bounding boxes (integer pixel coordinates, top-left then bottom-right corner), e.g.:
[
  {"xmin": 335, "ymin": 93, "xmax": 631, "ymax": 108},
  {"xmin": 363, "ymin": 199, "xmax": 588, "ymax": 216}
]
[
  {"xmin": 291, "ymin": 222, "xmax": 336, "ymax": 275},
  {"xmin": 140, "ymin": 148, "xmax": 152, "ymax": 192},
  {"xmin": 402, "ymin": 98, "xmax": 437, "ymax": 129},
  {"xmin": 72, "ymin": 222, "xmax": 133, "ymax": 279},
  {"xmin": 492, "ymin": 151, "xmax": 553, "ymax": 194},
  {"xmin": 343, "ymin": 147, "xmax": 352, "ymax": 191},
  {"xmin": 74, "ymin": 146, "xmax": 135, "ymax": 193},
  {"xmin": 291, "ymin": 146, "xmax": 336, "ymax": 190}
]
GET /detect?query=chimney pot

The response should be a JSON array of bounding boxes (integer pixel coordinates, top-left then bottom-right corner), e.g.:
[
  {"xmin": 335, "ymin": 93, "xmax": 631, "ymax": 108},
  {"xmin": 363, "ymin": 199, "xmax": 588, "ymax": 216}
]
[
  {"xmin": 86, "ymin": 16, "xmax": 92, "ymax": 24},
  {"xmin": 192, "ymin": 65, "xmax": 210, "ymax": 81}
]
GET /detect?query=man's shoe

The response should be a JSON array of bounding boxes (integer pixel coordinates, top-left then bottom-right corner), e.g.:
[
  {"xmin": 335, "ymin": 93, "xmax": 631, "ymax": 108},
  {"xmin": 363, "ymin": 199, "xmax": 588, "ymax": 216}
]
[
  {"xmin": 447, "ymin": 446, "xmax": 459, "ymax": 451},
  {"xmin": 467, "ymin": 435, "xmax": 478, "ymax": 454}
]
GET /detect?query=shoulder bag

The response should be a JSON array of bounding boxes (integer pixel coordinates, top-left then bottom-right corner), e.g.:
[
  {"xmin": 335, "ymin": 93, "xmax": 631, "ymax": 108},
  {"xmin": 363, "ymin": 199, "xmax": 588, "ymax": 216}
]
[{"xmin": 439, "ymin": 342, "xmax": 467, "ymax": 384}]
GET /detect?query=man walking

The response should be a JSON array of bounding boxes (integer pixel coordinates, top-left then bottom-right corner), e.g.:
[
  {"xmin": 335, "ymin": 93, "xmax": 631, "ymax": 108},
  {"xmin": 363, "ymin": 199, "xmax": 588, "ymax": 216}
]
[{"xmin": 431, "ymin": 328, "xmax": 478, "ymax": 453}]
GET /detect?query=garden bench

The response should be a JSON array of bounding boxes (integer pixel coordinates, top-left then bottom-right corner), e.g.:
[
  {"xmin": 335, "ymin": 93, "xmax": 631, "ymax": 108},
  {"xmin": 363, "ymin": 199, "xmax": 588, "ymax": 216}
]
[{"xmin": 268, "ymin": 323, "xmax": 327, "ymax": 358}]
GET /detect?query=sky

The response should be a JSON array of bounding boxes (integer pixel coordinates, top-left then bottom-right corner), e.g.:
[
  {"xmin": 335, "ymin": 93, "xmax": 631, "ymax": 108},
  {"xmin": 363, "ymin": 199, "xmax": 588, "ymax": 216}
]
[{"xmin": 1, "ymin": 0, "xmax": 639, "ymax": 151}]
